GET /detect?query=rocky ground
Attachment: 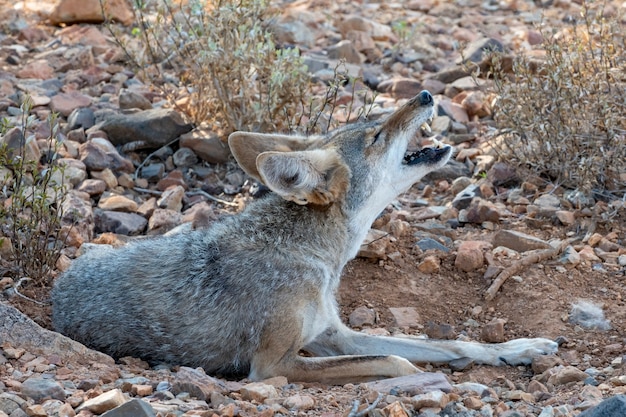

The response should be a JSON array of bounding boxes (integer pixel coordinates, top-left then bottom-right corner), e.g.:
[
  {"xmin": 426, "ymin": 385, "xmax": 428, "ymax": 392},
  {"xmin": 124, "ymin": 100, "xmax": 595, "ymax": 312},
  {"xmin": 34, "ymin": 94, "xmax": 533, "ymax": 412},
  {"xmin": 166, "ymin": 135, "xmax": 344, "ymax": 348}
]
[{"xmin": 1, "ymin": 0, "xmax": 625, "ymax": 416}]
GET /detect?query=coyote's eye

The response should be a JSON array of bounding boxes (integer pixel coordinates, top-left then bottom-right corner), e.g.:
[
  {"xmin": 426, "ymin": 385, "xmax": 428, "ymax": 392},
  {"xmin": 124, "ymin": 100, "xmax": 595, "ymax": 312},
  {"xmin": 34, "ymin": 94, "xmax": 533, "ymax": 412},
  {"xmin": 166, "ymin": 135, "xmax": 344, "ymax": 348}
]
[{"xmin": 371, "ymin": 130, "xmax": 383, "ymax": 145}]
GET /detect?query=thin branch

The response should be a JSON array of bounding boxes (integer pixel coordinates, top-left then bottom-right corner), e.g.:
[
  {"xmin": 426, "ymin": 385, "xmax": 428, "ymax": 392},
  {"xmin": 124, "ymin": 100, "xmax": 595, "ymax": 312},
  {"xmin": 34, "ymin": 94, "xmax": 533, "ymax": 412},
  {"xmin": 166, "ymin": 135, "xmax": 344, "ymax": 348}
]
[
  {"xmin": 484, "ymin": 238, "xmax": 577, "ymax": 301},
  {"xmin": 347, "ymin": 393, "xmax": 384, "ymax": 417}
]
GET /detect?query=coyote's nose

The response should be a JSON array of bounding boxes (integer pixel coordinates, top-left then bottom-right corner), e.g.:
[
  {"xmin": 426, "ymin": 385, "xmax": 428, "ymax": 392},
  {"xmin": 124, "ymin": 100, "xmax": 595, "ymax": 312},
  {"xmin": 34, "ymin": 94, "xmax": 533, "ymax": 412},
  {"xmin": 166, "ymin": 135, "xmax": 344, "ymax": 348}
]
[{"xmin": 418, "ymin": 90, "xmax": 433, "ymax": 106}]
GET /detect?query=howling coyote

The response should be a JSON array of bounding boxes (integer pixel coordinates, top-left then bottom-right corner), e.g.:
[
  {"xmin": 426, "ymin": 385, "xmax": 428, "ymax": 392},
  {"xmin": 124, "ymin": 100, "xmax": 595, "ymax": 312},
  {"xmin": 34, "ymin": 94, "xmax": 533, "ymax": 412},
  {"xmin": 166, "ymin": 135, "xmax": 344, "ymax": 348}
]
[{"xmin": 53, "ymin": 91, "xmax": 557, "ymax": 383}]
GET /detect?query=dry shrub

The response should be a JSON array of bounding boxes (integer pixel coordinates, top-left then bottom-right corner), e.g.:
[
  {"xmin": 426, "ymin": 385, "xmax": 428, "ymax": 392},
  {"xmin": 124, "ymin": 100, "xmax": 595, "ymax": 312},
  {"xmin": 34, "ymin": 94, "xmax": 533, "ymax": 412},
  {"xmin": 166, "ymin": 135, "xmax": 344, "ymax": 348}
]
[
  {"xmin": 0, "ymin": 100, "xmax": 70, "ymax": 289},
  {"xmin": 112, "ymin": 0, "xmax": 312, "ymax": 134},
  {"xmin": 492, "ymin": 1, "xmax": 626, "ymax": 199}
]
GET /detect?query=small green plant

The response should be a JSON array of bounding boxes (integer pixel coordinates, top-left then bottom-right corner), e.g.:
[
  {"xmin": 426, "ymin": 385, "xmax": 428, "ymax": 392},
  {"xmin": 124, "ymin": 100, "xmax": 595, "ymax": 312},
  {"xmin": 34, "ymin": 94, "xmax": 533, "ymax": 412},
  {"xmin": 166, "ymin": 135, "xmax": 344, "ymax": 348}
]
[
  {"xmin": 0, "ymin": 98, "xmax": 70, "ymax": 291},
  {"xmin": 108, "ymin": 0, "xmax": 313, "ymax": 134},
  {"xmin": 491, "ymin": 1, "xmax": 625, "ymax": 199}
]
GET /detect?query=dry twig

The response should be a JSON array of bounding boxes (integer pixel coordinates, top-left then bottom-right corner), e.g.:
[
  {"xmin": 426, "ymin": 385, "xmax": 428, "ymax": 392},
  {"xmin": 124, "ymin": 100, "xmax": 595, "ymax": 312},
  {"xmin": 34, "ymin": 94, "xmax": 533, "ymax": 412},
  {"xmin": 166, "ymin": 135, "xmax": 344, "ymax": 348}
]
[
  {"xmin": 484, "ymin": 238, "xmax": 577, "ymax": 301},
  {"xmin": 347, "ymin": 392, "xmax": 384, "ymax": 417}
]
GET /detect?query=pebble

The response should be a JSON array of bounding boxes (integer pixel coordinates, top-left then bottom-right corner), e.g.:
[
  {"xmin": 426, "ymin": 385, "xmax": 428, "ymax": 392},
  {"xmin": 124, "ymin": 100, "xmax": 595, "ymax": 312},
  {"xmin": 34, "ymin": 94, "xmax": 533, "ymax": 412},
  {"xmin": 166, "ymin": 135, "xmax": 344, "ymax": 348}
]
[{"xmin": 349, "ymin": 306, "xmax": 377, "ymax": 327}]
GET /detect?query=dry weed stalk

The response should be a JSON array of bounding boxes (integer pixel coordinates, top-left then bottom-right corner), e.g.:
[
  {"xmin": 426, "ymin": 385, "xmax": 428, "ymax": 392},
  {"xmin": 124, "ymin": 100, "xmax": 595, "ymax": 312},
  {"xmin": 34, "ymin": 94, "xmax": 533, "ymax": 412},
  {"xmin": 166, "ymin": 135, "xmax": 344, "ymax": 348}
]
[{"xmin": 492, "ymin": 1, "xmax": 626, "ymax": 199}]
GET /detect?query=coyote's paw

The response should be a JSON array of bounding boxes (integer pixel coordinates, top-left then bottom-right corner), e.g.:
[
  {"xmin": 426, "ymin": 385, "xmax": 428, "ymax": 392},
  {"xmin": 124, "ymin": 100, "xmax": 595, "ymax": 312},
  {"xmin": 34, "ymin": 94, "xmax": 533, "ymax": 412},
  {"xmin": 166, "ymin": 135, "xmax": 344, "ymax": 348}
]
[{"xmin": 495, "ymin": 338, "xmax": 558, "ymax": 366}]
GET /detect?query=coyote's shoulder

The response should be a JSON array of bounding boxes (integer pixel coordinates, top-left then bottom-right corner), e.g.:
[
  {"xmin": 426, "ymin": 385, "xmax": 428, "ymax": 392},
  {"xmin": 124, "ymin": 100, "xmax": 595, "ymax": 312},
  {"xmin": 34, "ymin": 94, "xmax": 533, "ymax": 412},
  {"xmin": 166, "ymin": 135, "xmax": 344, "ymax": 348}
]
[{"xmin": 52, "ymin": 91, "xmax": 557, "ymax": 383}]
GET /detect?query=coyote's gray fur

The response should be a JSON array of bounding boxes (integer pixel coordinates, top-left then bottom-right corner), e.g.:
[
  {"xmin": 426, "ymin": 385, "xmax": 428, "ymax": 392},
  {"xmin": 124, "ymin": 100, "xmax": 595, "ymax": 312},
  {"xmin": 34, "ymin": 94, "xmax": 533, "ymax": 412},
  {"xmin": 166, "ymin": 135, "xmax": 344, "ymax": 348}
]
[{"xmin": 52, "ymin": 91, "xmax": 557, "ymax": 383}]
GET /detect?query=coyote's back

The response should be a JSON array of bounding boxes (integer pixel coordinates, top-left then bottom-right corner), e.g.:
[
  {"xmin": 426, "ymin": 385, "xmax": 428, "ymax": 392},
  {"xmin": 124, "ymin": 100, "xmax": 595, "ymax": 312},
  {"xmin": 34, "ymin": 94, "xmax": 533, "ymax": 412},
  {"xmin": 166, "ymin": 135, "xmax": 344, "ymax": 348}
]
[{"xmin": 53, "ymin": 91, "xmax": 557, "ymax": 383}]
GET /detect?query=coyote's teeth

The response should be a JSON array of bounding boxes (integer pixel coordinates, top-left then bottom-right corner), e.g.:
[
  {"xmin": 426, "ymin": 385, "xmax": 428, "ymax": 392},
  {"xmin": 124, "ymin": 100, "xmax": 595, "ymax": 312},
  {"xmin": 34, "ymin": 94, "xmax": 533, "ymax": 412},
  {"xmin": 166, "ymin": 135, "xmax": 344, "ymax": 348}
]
[
  {"xmin": 431, "ymin": 137, "xmax": 443, "ymax": 149},
  {"xmin": 420, "ymin": 122, "xmax": 432, "ymax": 133}
]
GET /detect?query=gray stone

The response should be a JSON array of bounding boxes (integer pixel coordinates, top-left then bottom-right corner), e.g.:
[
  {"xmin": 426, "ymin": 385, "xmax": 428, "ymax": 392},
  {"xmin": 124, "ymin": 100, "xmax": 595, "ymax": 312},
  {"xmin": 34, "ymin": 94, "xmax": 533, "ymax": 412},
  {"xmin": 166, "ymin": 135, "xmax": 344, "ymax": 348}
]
[
  {"xmin": 349, "ymin": 306, "xmax": 376, "ymax": 327},
  {"xmin": 533, "ymin": 193, "xmax": 561, "ymax": 209},
  {"xmin": 179, "ymin": 129, "xmax": 231, "ymax": 164},
  {"xmin": 101, "ymin": 399, "xmax": 156, "ymax": 417},
  {"xmin": 79, "ymin": 138, "xmax": 134, "ymax": 173},
  {"xmin": 487, "ymin": 162, "xmax": 520, "ymax": 187},
  {"xmin": 389, "ymin": 307, "xmax": 420, "ymax": 328},
  {"xmin": 21, "ymin": 377, "xmax": 66, "ymax": 402},
  {"xmin": 138, "ymin": 163, "xmax": 165, "ymax": 181},
  {"xmin": 173, "ymin": 147, "xmax": 198, "ymax": 168},
  {"xmin": 578, "ymin": 395, "xmax": 626, "ymax": 417},
  {"xmin": 99, "ymin": 108, "xmax": 193, "ymax": 147},
  {"xmin": 0, "ymin": 304, "xmax": 113, "ymax": 366},
  {"xmin": 366, "ymin": 373, "xmax": 452, "ymax": 396},
  {"xmin": 67, "ymin": 107, "xmax": 95, "ymax": 131},
  {"xmin": 457, "ymin": 37, "xmax": 504, "ymax": 64},
  {"xmin": 377, "ymin": 78, "xmax": 423, "ymax": 99},
  {"xmin": 493, "ymin": 230, "xmax": 551, "ymax": 253},
  {"xmin": 452, "ymin": 184, "xmax": 481, "ymax": 210},
  {"xmin": 118, "ymin": 90, "xmax": 153, "ymax": 110},
  {"xmin": 172, "ymin": 366, "xmax": 227, "ymax": 401},
  {"xmin": 327, "ymin": 40, "xmax": 362, "ymax": 64},
  {"xmin": 94, "ymin": 209, "xmax": 147, "ymax": 235},
  {"xmin": 416, "ymin": 238, "xmax": 449, "ymax": 253},
  {"xmin": 0, "ymin": 392, "xmax": 27, "ymax": 414},
  {"xmin": 77, "ymin": 389, "xmax": 126, "ymax": 414}
]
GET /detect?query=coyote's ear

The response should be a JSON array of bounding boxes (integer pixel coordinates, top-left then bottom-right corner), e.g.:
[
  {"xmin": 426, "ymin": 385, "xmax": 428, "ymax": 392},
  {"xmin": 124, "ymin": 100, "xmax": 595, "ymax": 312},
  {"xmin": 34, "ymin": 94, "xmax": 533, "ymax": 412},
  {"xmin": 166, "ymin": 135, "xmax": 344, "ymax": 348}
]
[
  {"xmin": 256, "ymin": 149, "xmax": 350, "ymax": 206},
  {"xmin": 228, "ymin": 132, "xmax": 323, "ymax": 182}
]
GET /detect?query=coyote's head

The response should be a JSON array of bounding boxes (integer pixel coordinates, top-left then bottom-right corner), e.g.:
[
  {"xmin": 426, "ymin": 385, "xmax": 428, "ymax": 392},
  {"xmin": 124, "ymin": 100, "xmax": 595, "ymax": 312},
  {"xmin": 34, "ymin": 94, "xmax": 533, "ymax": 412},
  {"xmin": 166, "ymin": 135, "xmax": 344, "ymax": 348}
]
[{"xmin": 229, "ymin": 90, "xmax": 452, "ymax": 222}]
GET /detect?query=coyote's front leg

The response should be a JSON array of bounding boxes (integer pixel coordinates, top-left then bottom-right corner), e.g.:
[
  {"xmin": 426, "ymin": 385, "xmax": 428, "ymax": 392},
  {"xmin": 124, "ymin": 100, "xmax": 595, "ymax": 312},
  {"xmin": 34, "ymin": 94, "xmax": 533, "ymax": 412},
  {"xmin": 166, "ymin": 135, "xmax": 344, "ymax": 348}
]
[{"xmin": 305, "ymin": 320, "xmax": 558, "ymax": 367}]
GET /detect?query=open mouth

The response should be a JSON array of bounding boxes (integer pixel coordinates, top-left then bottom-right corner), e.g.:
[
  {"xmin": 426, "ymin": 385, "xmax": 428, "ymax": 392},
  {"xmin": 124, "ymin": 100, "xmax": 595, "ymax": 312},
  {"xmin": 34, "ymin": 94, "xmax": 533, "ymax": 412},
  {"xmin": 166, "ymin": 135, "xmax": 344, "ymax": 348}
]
[{"xmin": 402, "ymin": 117, "xmax": 450, "ymax": 166}]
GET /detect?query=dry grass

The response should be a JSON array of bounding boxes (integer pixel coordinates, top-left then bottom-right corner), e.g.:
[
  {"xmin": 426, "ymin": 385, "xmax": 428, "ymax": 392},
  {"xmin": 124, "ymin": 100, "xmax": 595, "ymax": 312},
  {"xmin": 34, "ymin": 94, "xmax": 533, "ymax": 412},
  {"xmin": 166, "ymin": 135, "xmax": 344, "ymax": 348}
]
[
  {"xmin": 110, "ymin": 0, "xmax": 313, "ymax": 135},
  {"xmin": 492, "ymin": 1, "xmax": 626, "ymax": 200}
]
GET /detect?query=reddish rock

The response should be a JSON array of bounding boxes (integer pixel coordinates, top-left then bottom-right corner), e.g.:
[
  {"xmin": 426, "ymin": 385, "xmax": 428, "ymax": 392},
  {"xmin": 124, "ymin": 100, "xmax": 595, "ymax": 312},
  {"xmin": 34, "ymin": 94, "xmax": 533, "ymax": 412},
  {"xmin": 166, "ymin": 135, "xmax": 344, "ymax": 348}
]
[
  {"xmin": 50, "ymin": 0, "xmax": 133, "ymax": 25},
  {"xmin": 481, "ymin": 318, "xmax": 506, "ymax": 343},
  {"xmin": 17, "ymin": 60, "xmax": 54, "ymax": 79},
  {"xmin": 455, "ymin": 240, "xmax": 490, "ymax": 272},
  {"xmin": 50, "ymin": 92, "xmax": 92, "ymax": 117}
]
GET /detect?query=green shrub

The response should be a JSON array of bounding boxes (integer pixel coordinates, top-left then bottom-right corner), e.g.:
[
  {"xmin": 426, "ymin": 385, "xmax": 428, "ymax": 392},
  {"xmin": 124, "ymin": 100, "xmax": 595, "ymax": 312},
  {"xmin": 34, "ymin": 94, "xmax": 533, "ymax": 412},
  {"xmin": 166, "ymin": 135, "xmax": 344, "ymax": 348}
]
[{"xmin": 492, "ymin": 1, "xmax": 625, "ymax": 199}]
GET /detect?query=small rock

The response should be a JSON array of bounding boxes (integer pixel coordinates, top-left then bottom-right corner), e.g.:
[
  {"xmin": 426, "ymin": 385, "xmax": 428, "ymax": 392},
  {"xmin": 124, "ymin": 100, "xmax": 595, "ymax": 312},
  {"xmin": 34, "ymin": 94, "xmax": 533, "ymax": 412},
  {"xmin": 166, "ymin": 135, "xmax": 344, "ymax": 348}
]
[
  {"xmin": 21, "ymin": 377, "xmax": 66, "ymax": 402},
  {"xmin": 118, "ymin": 89, "xmax": 153, "ymax": 110},
  {"xmin": 327, "ymin": 40, "xmax": 362, "ymax": 64},
  {"xmin": 67, "ymin": 107, "xmax": 96, "ymax": 131},
  {"xmin": 156, "ymin": 170, "xmax": 188, "ymax": 191},
  {"xmin": 240, "ymin": 382, "xmax": 278, "ymax": 402},
  {"xmin": 458, "ymin": 37, "xmax": 504, "ymax": 64},
  {"xmin": 147, "ymin": 208, "xmax": 183, "ymax": 234},
  {"xmin": 547, "ymin": 366, "xmax": 589, "ymax": 385},
  {"xmin": 173, "ymin": 147, "xmax": 198, "ymax": 168},
  {"xmin": 377, "ymin": 78, "xmax": 423, "ymax": 99},
  {"xmin": 578, "ymin": 395, "xmax": 626, "ymax": 417},
  {"xmin": 411, "ymin": 390, "xmax": 449, "ymax": 410},
  {"xmin": 493, "ymin": 230, "xmax": 551, "ymax": 253},
  {"xmin": 415, "ymin": 238, "xmax": 449, "ymax": 253},
  {"xmin": 534, "ymin": 194, "xmax": 561, "ymax": 209},
  {"xmin": 79, "ymin": 139, "xmax": 134, "ymax": 173},
  {"xmin": 100, "ymin": 108, "xmax": 193, "ymax": 148},
  {"xmin": 366, "ymin": 373, "xmax": 452, "ymax": 396},
  {"xmin": 451, "ymin": 183, "xmax": 481, "ymax": 210},
  {"xmin": 417, "ymin": 255, "xmax": 440, "ymax": 274},
  {"xmin": 487, "ymin": 162, "xmax": 520, "ymax": 187},
  {"xmin": 481, "ymin": 318, "xmax": 506, "ymax": 343},
  {"xmin": 532, "ymin": 355, "xmax": 563, "ymax": 374},
  {"xmin": 388, "ymin": 307, "xmax": 420, "ymax": 328},
  {"xmin": 94, "ymin": 209, "xmax": 147, "ymax": 235},
  {"xmin": 17, "ymin": 60, "xmax": 54, "ymax": 79},
  {"xmin": 449, "ymin": 357, "xmax": 474, "ymax": 371},
  {"xmin": 424, "ymin": 322, "xmax": 456, "ymax": 340},
  {"xmin": 76, "ymin": 179, "xmax": 107, "ymax": 196},
  {"xmin": 527, "ymin": 380, "xmax": 549, "ymax": 394},
  {"xmin": 180, "ymin": 128, "xmax": 231, "ymax": 164},
  {"xmin": 349, "ymin": 306, "xmax": 376, "ymax": 328},
  {"xmin": 283, "ymin": 394, "xmax": 315, "ymax": 410},
  {"xmin": 50, "ymin": 91, "xmax": 92, "ymax": 117},
  {"xmin": 100, "ymin": 398, "xmax": 156, "ymax": 417},
  {"xmin": 77, "ymin": 389, "xmax": 126, "ymax": 414},
  {"xmin": 157, "ymin": 185, "xmax": 185, "ymax": 212},
  {"xmin": 383, "ymin": 401, "xmax": 409, "ymax": 417},
  {"xmin": 555, "ymin": 210, "xmax": 576, "ymax": 226},
  {"xmin": 437, "ymin": 99, "xmax": 469, "ymax": 123},
  {"xmin": 50, "ymin": 0, "xmax": 133, "ymax": 25},
  {"xmin": 358, "ymin": 229, "xmax": 390, "ymax": 259},
  {"xmin": 172, "ymin": 367, "xmax": 226, "ymax": 401},
  {"xmin": 455, "ymin": 240, "xmax": 490, "ymax": 272},
  {"xmin": 98, "ymin": 194, "xmax": 138, "ymax": 212}
]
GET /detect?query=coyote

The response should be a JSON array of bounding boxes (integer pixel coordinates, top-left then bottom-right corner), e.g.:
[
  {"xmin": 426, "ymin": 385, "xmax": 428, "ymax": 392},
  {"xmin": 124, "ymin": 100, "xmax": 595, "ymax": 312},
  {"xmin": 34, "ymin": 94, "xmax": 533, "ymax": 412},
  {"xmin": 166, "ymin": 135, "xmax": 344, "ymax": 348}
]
[{"xmin": 53, "ymin": 91, "xmax": 557, "ymax": 383}]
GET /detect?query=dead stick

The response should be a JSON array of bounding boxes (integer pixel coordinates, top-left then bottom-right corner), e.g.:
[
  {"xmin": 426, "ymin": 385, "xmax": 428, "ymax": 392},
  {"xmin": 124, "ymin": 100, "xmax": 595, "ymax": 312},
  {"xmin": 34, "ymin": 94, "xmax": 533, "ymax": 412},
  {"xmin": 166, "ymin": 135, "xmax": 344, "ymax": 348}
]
[{"xmin": 484, "ymin": 238, "xmax": 576, "ymax": 301}]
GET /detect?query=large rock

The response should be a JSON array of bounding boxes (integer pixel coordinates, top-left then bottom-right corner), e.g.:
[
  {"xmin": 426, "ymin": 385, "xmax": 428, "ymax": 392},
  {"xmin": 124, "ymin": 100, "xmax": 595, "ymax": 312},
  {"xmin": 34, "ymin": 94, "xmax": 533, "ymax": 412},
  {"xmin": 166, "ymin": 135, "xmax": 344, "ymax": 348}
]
[
  {"xmin": 0, "ymin": 303, "xmax": 114, "ymax": 365},
  {"xmin": 99, "ymin": 109, "xmax": 193, "ymax": 148},
  {"xmin": 493, "ymin": 230, "xmax": 551, "ymax": 253},
  {"xmin": 49, "ymin": 0, "xmax": 134, "ymax": 25},
  {"xmin": 179, "ymin": 128, "xmax": 231, "ymax": 164},
  {"xmin": 366, "ymin": 373, "xmax": 452, "ymax": 396},
  {"xmin": 578, "ymin": 395, "xmax": 626, "ymax": 417}
]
